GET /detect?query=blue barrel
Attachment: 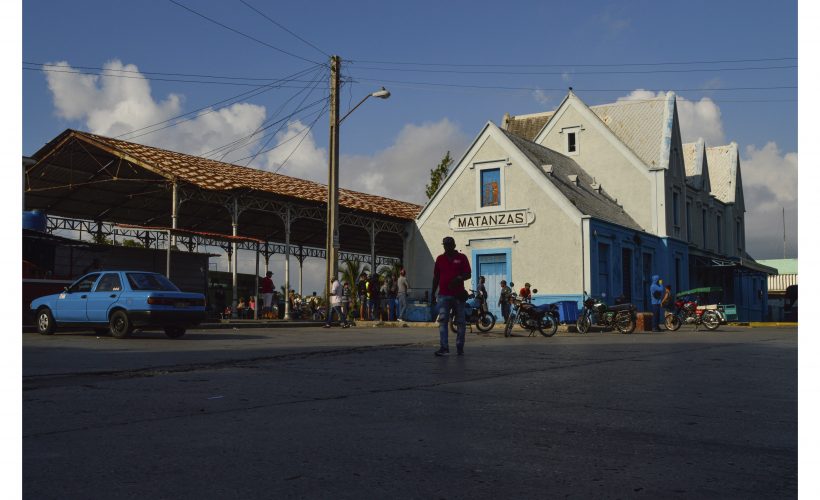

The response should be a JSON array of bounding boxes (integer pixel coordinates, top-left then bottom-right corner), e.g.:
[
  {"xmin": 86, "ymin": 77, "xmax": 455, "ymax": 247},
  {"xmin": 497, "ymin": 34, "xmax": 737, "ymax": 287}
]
[
  {"xmin": 556, "ymin": 301, "xmax": 580, "ymax": 324},
  {"xmin": 23, "ymin": 210, "xmax": 47, "ymax": 232}
]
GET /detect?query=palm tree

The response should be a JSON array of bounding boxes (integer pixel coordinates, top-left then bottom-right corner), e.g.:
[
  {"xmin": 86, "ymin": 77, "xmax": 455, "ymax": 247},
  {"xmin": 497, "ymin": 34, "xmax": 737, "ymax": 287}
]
[{"xmin": 341, "ymin": 258, "xmax": 369, "ymax": 314}]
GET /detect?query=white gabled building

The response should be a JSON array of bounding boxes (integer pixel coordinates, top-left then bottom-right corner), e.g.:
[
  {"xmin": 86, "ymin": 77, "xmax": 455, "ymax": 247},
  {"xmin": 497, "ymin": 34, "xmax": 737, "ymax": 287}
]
[{"xmin": 405, "ymin": 90, "xmax": 773, "ymax": 321}]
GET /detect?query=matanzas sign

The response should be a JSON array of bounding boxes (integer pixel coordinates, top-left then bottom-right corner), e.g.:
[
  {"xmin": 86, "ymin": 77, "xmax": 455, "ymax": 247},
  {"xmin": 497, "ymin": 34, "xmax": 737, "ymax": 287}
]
[{"xmin": 448, "ymin": 209, "xmax": 535, "ymax": 231}]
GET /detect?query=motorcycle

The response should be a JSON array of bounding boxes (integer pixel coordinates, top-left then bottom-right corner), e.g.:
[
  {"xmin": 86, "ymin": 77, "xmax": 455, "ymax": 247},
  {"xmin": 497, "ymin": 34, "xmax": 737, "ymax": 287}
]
[
  {"xmin": 449, "ymin": 290, "xmax": 496, "ymax": 333},
  {"xmin": 576, "ymin": 291, "xmax": 636, "ymax": 334},
  {"xmin": 664, "ymin": 297, "xmax": 721, "ymax": 331},
  {"xmin": 503, "ymin": 288, "xmax": 560, "ymax": 338}
]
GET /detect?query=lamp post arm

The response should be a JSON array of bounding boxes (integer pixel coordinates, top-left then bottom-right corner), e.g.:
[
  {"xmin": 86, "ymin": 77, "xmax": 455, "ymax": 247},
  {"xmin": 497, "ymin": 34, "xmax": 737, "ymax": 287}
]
[{"xmin": 339, "ymin": 94, "xmax": 372, "ymax": 124}]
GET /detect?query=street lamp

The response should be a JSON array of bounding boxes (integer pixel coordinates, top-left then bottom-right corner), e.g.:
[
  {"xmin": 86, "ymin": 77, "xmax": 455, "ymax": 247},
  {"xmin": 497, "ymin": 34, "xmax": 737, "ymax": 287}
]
[{"xmin": 325, "ymin": 55, "xmax": 390, "ymax": 311}]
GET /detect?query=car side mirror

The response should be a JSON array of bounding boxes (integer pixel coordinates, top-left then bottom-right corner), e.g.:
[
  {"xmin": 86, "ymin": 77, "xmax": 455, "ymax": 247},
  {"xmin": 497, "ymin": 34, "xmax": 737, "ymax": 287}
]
[{"xmin": 532, "ymin": 288, "xmax": 538, "ymax": 294}]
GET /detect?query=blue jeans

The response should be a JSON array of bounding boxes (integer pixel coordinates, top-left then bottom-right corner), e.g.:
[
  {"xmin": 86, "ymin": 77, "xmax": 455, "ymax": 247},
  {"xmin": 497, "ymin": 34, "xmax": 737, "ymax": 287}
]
[
  {"xmin": 387, "ymin": 298, "xmax": 397, "ymax": 321},
  {"xmin": 398, "ymin": 294, "xmax": 407, "ymax": 320},
  {"xmin": 436, "ymin": 295, "xmax": 466, "ymax": 351},
  {"xmin": 651, "ymin": 303, "xmax": 661, "ymax": 330},
  {"xmin": 326, "ymin": 305, "xmax": 348, "ymax": 326}
]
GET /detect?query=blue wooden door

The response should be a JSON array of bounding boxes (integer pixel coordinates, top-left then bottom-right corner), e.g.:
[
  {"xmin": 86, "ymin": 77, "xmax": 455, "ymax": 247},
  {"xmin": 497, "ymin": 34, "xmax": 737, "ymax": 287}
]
[{"xmin": 477, "ymin": 254, "xmax": 507, "ymax": 319}]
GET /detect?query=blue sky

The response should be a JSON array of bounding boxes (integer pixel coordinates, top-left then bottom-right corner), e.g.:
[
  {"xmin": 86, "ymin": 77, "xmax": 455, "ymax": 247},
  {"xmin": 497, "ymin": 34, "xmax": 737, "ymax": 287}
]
[{"xmin": 19, "ymin": 0, "xmax": 798, "ymax": 285}]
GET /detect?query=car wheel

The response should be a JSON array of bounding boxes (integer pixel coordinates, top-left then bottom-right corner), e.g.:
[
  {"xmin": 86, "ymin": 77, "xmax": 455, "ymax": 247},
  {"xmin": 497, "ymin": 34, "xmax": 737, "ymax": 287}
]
[
  {"xmin": 164, "ymin": 327, "xmax": 186, "ymax": 338},
  {"xmin": 109, "ymin": 310, "xmax": 133, "ymax": 339},
  {"xmin": 36, "ymin": 308, "xmax": 55, "ymax": 335}
]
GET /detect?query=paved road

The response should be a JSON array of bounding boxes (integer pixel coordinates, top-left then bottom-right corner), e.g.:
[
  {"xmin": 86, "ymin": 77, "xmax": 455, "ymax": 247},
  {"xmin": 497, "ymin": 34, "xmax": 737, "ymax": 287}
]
[{"xmin": 23, "ymin": 326, "xmax": 797, "ymax": 499}]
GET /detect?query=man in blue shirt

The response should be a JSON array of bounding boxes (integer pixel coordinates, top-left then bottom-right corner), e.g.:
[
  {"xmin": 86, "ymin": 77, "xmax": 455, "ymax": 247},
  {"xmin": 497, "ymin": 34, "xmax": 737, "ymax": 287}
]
[{"xmin": 649, "ymin": 275, "xmax": 664, "ymax": 332}]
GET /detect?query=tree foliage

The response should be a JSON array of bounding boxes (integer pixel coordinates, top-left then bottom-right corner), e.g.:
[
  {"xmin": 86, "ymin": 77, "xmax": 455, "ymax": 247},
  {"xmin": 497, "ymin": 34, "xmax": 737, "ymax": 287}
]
[{"xmin": 425, "ymin": 151, "xmax": 453, "ymax": 200}]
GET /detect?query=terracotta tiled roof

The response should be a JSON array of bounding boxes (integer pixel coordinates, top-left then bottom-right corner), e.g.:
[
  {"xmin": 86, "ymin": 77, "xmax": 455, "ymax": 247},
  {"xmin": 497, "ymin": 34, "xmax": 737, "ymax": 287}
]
[
  {"xmin": 56, "ymin": 130, "xmax": 422, "ymax": 221},
  {"xmin": 502, "ymin": 111, "xmax": 554, "ymax": 141}
]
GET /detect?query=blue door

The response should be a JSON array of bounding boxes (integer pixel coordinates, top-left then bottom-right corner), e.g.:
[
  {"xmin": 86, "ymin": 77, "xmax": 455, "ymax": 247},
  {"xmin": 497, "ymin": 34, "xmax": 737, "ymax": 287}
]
[
  {"xmin": 55, "ymin": 273, "xmax": 100, "ymax": 322},
  {"xmin": 87, "ymin": 273, "xmax": 123, "ymax": 322},
  {"xmin": 477, "ymin": 254, "xmax": 507, "ymax": 319}
]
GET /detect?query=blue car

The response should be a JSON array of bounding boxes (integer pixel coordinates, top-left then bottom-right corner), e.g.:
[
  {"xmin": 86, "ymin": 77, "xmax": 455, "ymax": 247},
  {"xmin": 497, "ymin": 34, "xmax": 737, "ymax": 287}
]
[{"xmin": 30, "ymin": 271, "xmax": 207, "ymax": 339}]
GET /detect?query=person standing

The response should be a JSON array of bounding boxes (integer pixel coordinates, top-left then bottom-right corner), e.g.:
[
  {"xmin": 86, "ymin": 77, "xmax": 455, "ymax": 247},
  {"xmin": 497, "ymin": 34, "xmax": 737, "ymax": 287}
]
[
  {"xmin": 431, "ymin": 236, "xmax": 472, "ymax": 356},
  {"xmin": 386, "ymin": 275, "xmax": 398, "ymax": 321},
  {"xmin": 650, "ymin": 275, "xmax": 664, "ymax": 332},
  {"xmin": 260, "ymin": 271, "xmax": 274, "ymax": 319},
  {"xmin": 661, "ymin": 284, "xmax": 673, "ymax": 329},
  {"xmin": 341, "ymin": 281, "xmax": 352, "ymax": 327},
  {"xmin": 397, "ymin": 269, "xmax": 410, "ymax": 321},
  {"xmin": 368, "ymin": 272, "xmax": 381, "ymax": 321},
  {"xmin": 357, "ymin": 272, "xmax": 368, "ymax": 320},
  {"xmin": 323, "ymin": 276, "xmax": 348, "ymax": 328},
  {"xmin": 498, "ymin": 280, "xmax": 512, "ymax": 323},
  {"xmin": 477, "ymin": 276, "xmax": 488, "ymax": 313}
]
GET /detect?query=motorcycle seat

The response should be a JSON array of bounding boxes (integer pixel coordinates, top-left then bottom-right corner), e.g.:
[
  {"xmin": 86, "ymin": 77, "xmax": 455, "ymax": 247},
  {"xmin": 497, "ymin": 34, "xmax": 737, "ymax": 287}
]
[
  {"xmin": 533, "ymin": 303, "xmax": 554, "ymax": 313},
  {"xmin": 609, "ymin": 303, "xmax": 634, "ymax": 312}
]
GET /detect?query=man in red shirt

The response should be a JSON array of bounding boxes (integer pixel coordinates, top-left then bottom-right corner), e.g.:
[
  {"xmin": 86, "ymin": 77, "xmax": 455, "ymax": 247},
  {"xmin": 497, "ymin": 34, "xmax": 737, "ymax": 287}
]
[
  {"xmin": 431, "ymin": 236, "xmax": 471, "ymax": 356},
  {"xmin": 519, "ymin": 282, "xmax": 532, "ymax": 303}
]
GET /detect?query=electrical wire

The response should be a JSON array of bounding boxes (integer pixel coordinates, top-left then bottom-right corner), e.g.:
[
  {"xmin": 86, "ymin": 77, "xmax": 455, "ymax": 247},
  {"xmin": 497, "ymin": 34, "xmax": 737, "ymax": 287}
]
[
  {"xmin": 167, "ymin": 0, "xmax": 321, "ymax": 65},
  {"xmin": 238, "ymin": 0, "xmax": 329, "ymax": 58},
  {"xmin": 115, "ymin": 65, "xmax": 327, "ymax": 141},
  {"xmin": 348, "ymin": 56, "xmax": 797, "ymax": 68},
  {"xmin": 349, "ymin": 63, "xmax": 797, "ymax": 76},
  {"xmin": 266, "ymin": 100, "xmax": 329, "ymax": 174},
  {"xmin": 239, "ymin": 68, "xmax": 328, "ymax": 165}
]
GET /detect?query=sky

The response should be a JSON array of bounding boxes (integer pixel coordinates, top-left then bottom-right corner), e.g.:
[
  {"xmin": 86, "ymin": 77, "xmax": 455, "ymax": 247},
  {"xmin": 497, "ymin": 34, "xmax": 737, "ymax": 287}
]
[{"xmin": 17, "ymin": 0, "xmax": 799, "ymax": 296}]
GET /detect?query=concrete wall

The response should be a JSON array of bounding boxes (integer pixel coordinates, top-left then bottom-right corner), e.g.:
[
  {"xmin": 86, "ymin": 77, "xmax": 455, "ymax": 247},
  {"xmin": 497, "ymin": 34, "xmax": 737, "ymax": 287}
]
[
  {"xmin": 537, "ymin": 104, "xmax": 655, "ymax": 233},
  {"xmin": 407, "ymin": 130, "xmax": 584, "ymax": 303}
]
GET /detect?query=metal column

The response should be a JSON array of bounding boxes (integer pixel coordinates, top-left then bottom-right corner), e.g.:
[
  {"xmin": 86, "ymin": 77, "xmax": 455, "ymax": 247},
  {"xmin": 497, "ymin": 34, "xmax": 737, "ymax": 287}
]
[
  {"xmin": 254, "ymin": 243, "xmax": 259, "ymax": 320},
  {"xmin": 231, "ymin": 197, "xmax": 239, "ymax": 319},
  {"xmin": 283, "ymin": 206, "xmax": 292, "ymax": 320},
  {"xmin": 370, "ymin": 219, "xmax": 377, "ymax": 276}
]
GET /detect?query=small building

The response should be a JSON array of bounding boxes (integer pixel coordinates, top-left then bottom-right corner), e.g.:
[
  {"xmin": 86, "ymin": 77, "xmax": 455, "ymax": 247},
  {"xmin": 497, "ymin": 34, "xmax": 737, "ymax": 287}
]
[{"xmin": 757, "ymin": 259, "xmax": 798, "ymax": 321}]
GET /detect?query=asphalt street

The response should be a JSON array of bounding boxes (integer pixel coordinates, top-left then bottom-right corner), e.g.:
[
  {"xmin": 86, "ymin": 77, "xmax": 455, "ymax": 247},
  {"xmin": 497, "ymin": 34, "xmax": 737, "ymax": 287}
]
[{"xmin": 23, "ymin": 325, "xmax": 797, "ymax": 499}]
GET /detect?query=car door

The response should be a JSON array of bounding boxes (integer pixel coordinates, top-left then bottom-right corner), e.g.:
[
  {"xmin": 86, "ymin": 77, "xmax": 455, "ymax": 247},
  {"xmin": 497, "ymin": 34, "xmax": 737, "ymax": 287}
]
[
  {"xmin": 86, "ymin": 273, "xmax": 123, "ymax": 322},
  {"xmin": 55, "ymin": 273, "xmax": 100, "ymax": 322}
]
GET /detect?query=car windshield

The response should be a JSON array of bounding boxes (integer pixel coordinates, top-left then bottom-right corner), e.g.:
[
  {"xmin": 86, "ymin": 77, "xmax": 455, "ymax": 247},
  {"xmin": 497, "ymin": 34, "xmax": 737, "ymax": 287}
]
[{"xmin": 126, "ymin": 273, "xmax": 180, "ymax": 291}]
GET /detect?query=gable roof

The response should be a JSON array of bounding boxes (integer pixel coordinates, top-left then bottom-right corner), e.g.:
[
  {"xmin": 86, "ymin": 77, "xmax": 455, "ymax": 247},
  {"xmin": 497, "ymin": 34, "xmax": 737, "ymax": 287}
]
[
  {"xmin": 682, "ymin": 139, "xmax": 711, "ymax": 191},
  {"xmin": 32, "ymin": 129, "xmax": 422, "ymax": 220},
  {"xmin": 506, "ymin": 92, "xmax": 676, "ymax": 169},
  {"xmin": 705, "ymin": 143, "xmax": 739, "ymax": 204},
  {"xmin": 502, "ymin": 130, "xmax": 642, "ymax": 231},
  {"xmin": 502, "ymin": 111, "xmax": 555, "ymax": 141}
]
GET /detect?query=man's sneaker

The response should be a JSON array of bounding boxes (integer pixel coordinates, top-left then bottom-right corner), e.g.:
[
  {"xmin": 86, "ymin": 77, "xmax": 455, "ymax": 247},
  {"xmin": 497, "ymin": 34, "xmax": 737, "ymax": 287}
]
[
  {"xmin": 322, "ymin": 324, "xmax": 331, "ymax": 329},
  {"xmin": 457, "ymin": 349, "xmax": 464, "ymax": 356},
  {"xmin": 397, "ymin": 318, "xmax": 405, "ymax": 322},
  {"xmin": 434, "ymin": 348, "xmax": 449, "ymax": 357}
]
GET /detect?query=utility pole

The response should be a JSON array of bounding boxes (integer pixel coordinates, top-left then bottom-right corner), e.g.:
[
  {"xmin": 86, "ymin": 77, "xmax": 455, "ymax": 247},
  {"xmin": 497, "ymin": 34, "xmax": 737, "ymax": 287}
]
[
  {"xmin": 325, "ymin": 55, "xmax": 341, "ymax": 309},
  {"xmin": 782, "ymin": 206, "xmax": 786, "ymax": 259}
]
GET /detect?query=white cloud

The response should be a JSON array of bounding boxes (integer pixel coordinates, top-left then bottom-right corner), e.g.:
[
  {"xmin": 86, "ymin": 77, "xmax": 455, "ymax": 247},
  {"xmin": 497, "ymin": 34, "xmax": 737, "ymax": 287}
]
[
  {"xmin": 340, "ymin": 119, "xmax": 470, "ymax": 204},
  {"xmin": 533, "ymin": 89, "xmax": 552, "ymax": 106},
  {"xmin": 256, "ymin": 119, "xmax": 327, "ymax": 182},
  {"xmin": 44, "ymin": 60, "xmax": 267, "ymax": 156},
  {"xmin": 740, "ymin": 142, "xmax": 798, "ymax": 259}
]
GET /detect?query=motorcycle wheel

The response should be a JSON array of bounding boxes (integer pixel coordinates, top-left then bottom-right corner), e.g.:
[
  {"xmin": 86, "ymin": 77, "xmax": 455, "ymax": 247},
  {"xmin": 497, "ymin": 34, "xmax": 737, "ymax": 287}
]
[
  {"xmin": 665, "ymin": 313, "xmax": 681, "ymax": 332},
  {"xmin": 476, "ymin": 312, "xmax": 496, "ymax": 332},
  {"xmin": 504, "ymin": 315, "xmax": 514, "ymax": 337},
  {"xmin": 576, "ymin": 314, "xmax": 591, "ymax": 334},
  {"xmin": 615, "ymin": 312, "xmax": 636, "ymax": 334},
  {"xmin": 702, "ymin": 310, "xmax": 720, "ymax": 331},
  {"xmin": 539, "ymin": 315, "xmax": 558, "ymax": 337}
]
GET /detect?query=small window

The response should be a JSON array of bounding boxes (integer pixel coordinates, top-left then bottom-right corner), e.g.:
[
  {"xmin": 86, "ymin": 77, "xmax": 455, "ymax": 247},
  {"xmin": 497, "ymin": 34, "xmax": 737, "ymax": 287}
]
[
  {"xmin": 567, "ymin": 132, "xmax": 577, "ymax": 153},
  {"xmin": 96, "ymin": 273, "xmax": 122, "ymax": 292},
  {"xmin": 716, "ymin": 214, "xmax": 722, "ymax": 253},
  {"xmin": 69, "ymin": 273, "xmax": 100, "ymax": 293},
  {"xmin": 702, "ymin": 208, "xmax": 708, "ymax": 248},
  {"xmin": 686, "ymin": 200, "xmax": 692, "ymax": 242},
  {"xmin": 480, "ymin": 168, "xmax": 501, "ymax": 207},
  {"xmin": 673, "ymin": 191, "xmax": 680, "ymax": 227}
]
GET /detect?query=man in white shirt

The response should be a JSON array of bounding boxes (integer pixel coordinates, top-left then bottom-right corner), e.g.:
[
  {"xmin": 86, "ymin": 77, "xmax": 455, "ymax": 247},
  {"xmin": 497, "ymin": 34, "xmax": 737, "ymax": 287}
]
[
  {"xmin": 397, "ymin": 269, "xmax": 410, "ymax": 322},
  {"xmin": 323, "ymin": 276, "xmax": 349, "ymax": 328}
]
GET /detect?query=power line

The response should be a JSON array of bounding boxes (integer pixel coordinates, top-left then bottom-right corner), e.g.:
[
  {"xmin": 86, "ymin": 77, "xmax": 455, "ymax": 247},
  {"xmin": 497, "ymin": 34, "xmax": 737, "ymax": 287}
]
[
  {"xmin": 238, "ymin": 70, "xmax": 328, "ymax": 165},
  {"xmin": 350, "ymin": 63, "xmax": 797, "ymax": 76},
  {"xmin": 267, "ymin": 101, "xmax": 330, "ymax": 174},
  {"xmin": 115, "ymin": 65, "xmax": 327, "ymax": 141},
  {"xmin": 349, "ymin": 56, "xmax": 797, "ymax": 68},
  {"xmin": 352, "ymin": 76, "xmax": 796, "ymax": 94},
  {"xmin": 24, "ymin": 61, "xmax": 320, "ymax": 82},
  {"xmin": 167, "ymin": 0, "xmax": 321, "ymax": 65},
  {"xmin": 238, "ymin": 0, "xmax": 329, "ymax": 58},
  {"xmin": 24, "ymin": 66, "xmax": 328, "ymax": 88}
]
